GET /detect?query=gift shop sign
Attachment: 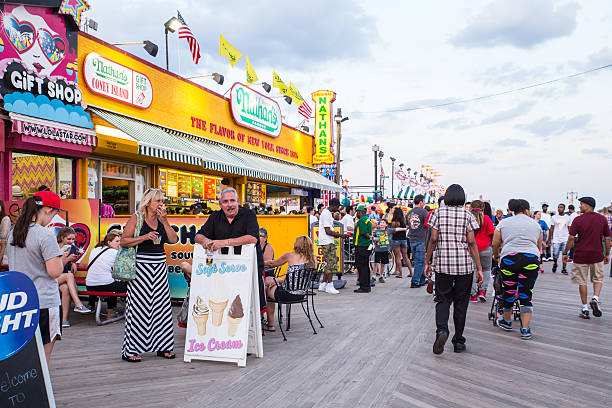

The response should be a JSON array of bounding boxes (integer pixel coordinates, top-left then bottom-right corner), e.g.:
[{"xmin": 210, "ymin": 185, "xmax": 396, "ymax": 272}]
[
  {"xmin": 83, "ymin": 53, "xmax": 153, "ymax": 109},
  {"xmin": 312, "ymin": 90, "xmax": 336, "ymax": 165},
  {"xmin": 230, "ymin": 82, "xmax": 281, "ymax": 138}
]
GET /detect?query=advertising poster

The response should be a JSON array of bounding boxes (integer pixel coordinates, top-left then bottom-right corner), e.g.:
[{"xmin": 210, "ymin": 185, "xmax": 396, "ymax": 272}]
[
  {"xmin": 311, "ymin": 221, "xmax": 344, "ymax": 272},
  {"xmin": 183, "ymin": 244, "xmax": 262, "ymax": 367}
]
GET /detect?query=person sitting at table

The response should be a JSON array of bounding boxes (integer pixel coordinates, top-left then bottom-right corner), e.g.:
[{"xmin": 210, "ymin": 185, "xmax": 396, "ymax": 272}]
[
  {"xmin": 86, "ymin": 230, "xmax": 128, "ymax": 319},
  {"xmin": 264, "ymin": 236, "xmax": 315, "ymax": 330}
]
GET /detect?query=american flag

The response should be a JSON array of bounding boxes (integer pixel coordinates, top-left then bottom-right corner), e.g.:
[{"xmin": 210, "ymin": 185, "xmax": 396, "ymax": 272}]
[
  {"xmin": 298, "ymin": 102, "xmax": 312, "ymax": 119},
  {"xmin": 177, "ymin": 11, "xmax": 201, "ymax": 64}
]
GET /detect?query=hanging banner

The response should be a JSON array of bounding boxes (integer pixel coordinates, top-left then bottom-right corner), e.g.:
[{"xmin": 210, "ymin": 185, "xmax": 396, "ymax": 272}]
[
  {"xmin": 311, "ymin": 90, "xmax": 336, "ymax": 165},
  {"xmin": 184, "ymin": 244, "xmax": 263, "ymax": 367}
]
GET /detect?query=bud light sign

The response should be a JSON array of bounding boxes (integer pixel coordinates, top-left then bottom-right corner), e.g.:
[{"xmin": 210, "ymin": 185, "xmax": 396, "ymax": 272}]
[{"xmin": 0, "ymin": 272, "xmax": 39, "ymax": 361}]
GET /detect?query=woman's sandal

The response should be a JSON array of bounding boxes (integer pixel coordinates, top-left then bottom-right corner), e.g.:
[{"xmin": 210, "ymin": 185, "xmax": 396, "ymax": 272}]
[
  {"xmin": 122, "ymin": 355, "xmax": 142, "ymax": 363},
  {"xmin": 157, "ymin": 351, "xmax": 176, "ymax": 359},
  {"xmin": 263, "ymin": 325, "xmax": 276, "ymax": 332}
]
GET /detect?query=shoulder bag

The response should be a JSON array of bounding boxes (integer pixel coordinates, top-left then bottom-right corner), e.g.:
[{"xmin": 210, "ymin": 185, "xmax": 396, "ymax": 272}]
[{"xmin": 112, "ymin": 212, "xmax": 143, "ymax": 281}]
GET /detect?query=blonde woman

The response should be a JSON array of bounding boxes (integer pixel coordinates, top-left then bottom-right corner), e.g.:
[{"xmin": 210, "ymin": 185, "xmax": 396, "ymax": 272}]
[
  {"xmin": 264, "ymin": 236, "xmax": 316, "ymax": 330},
  {"xmin": 120, "ymin": 188, "xmax": 178, "ymax": 362}
]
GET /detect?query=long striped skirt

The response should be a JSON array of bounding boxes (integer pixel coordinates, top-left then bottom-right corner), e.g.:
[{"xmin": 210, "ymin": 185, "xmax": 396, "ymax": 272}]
[{"xmin": 122, "ymin": 253, "xmax": 174, "ymax": 357}]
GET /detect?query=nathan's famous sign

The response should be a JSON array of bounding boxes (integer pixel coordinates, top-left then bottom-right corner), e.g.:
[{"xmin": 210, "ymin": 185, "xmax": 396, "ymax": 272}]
[
  {"xmin": 230, "ymin": 82, "xmax": 281, "ymax": 138},
  {"xmin": 311, "ymin": 90, "xmax": 335, "ymax": 165}
]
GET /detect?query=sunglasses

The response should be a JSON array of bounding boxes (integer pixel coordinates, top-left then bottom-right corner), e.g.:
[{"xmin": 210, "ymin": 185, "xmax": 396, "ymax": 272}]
[{"xmin": 3, "ymin": 15, "xmax": 66, "ymax": 64}]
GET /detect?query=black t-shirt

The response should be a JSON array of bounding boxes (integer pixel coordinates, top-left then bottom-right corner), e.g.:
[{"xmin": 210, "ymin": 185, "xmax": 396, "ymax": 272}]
[
  {"xmin": 196, "ymin": 206, "xmax": 263, "ymax": 272},
  {"xmin": 137, "ymin": 219, "xmax": 168, "ymax": 254}
]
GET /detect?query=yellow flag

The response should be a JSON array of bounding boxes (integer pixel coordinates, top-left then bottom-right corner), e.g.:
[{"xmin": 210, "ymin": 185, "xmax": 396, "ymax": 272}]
[
  {"xmin": 246, "ymin": 56, "xmax": 258, "ymax": 84},
  {"xmin": 273, "ymin": 72, "xmax": 289, "ymax": 95},
  {"xmin": 289, "ymin": 82, "xmax": 304, "ymax": 106},
  {"xmin": 219, "ymin": 35, "xmax": 242, "ymax": 67}
]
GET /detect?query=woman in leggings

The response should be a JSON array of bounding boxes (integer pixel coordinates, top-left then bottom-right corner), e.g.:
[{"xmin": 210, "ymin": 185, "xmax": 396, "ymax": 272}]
[{"xmin": 492, "ymin": 199, "xmax": 542, "ymax": 340}]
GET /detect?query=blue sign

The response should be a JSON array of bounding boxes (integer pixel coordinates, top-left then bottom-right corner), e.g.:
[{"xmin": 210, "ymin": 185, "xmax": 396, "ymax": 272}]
[{"xmin": 0, "ymin": 271, "xmax": 39, "ymax": 361}]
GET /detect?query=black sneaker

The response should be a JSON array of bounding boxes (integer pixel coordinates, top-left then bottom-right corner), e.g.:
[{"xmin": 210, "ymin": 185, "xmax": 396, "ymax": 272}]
[
  {"xmin": 410, "ymin": 283, "xmax": 420, "ymax": 288},
  {"xmin": 433, "ymin": 330, "xmax": 449, "ymax": 355},
  {"xmin": 561, "ymin": 268, "xmax": 568, "ymax": 275},
  {"xmin": 552, "ymin": 263, "xmax": 557, "ymax": 273},
  {"xmin": 378, "ymin": 276, "xmax": 385, "ymax": 283},
  {"xmin": 453, "ymin": 342, "xmax": 466, "ymax": 353},
  {"xmin": 497, "ymin": 318, "xmax": 513, "ymax": 331},
  {"xmin": 581, "ymin": 309, "xmax": 590, "ymax": 319},
  {"xmin": 590, "ymin": 298, "xmax": 602, "ymax": 317}
]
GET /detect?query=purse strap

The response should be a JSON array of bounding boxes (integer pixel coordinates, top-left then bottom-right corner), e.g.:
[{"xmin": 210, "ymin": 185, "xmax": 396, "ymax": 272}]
[
  {"xmin": 88, "ymin": 247, "xmax": 111, "ymax": 270},
  {"xmin": 134, "ymin": 212, "xmax": 143, "ymax": 238}
]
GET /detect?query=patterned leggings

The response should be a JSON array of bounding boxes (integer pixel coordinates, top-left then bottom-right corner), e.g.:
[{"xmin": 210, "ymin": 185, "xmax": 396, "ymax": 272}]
[{"xmin": 500, "ymin": 253, "xmax": 539, "ymax": 314}]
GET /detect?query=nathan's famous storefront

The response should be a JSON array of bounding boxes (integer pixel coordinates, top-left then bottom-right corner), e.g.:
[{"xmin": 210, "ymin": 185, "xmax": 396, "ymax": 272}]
[
  {"xmin": 76, "ymin": 33, "xmax": 341, "ymax": 297},
  {"xmin": 0, "ymin": 3, "xmax": 96, "ymax": 202}
]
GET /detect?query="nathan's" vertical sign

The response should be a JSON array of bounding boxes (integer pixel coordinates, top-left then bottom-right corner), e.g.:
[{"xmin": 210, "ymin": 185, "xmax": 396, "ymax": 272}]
[{"xmin": 312, "ymin": 90, "xmax": 336, "ymax": 165}]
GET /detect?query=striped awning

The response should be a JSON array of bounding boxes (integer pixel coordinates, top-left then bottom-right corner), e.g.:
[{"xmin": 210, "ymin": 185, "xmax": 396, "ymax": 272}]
[{"xmin": 91, "ymin": 109, "xmax": 202, "ymax": 166}]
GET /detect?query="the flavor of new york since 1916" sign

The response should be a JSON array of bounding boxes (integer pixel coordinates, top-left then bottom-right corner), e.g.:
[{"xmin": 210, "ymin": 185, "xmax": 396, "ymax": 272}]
[
  {"xmin": 230, "ymin": 83, "xmax": 281, "ymax": 138},
  {"xmin": 83, "ymin": 52, "xmax": 153, "ymax": 109}
]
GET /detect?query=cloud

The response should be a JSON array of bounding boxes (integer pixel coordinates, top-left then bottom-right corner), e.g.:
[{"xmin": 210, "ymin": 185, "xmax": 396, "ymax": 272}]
[
  {"xmin": 452, "ymin": 0, "xmax": 578, "ymax": 49},
  {"xmin": 4, "ymin": 92, "xmax": 93, "ymax": 128},
  {"xmin": 582, "ymin": 148, "xmax": 608, "ymax": 155},
  {"xmin": 497, "ymin": 138, "xmax": 527, "ymax": 147},
  {"xmin": 431, "ymin": 117, "xmax": 473, "ymax": 130},
  {"xmin": 516, "ymin": 114, "xmax": 591, "ymax": 138},
  {"xmin": 442, "ymin": 156, "xmax": 488, "ymax": 165},
  {"xmin": 481, "ymin": 102, "xmax": 534, "ymax": 125}
]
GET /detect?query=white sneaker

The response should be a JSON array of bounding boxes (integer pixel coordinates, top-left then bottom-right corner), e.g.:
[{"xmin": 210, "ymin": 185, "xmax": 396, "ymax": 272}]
[
  {"xmin": 318, "ymin": 282, "xmax": 328, "ymax": 292},
  {"xmin": 325, "ymin": 285, "xmax": 339, "ymax": 294}
]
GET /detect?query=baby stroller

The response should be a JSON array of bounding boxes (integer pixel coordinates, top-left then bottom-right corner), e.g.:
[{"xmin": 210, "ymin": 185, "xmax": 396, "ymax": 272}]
[{"xmin": 488, "ymin": 265, "xmax": 522, "ymax": 326}]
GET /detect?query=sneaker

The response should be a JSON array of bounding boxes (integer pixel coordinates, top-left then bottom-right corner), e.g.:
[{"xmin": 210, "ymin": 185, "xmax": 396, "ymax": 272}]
[
  {"xmin": 520, "ymin": 327, "xmax": 533, "ymax": 340},
  {"xmin": 478, "ymin": 290, "xmax": 487, "ymax": 302},
  {"xmin": 590, "ymin": 298, "xmax": 602, "ymax": 317},
  {"xmin": 433, "ymin": 329, "xmax": 449, "ymax": 355},
  {"xmin": 470, "ymin": 294, "xmax": 478, "ymax": 303},
  {"xmin": 370, "ymin": 281, "xmax": 376, "ymax": 287},
  {"xmin": 561, "ymin": 268, "xmax": 568, "ymax": 275},
  {"xmin": 497, "ymin": 318, "xmax": 513, "ymax": 331},
  {"xmin": 74, "ymin": 305, "xmax": 92, "ymax": 314},
  {"xmin": 318, "ymin": 282, "xmax": 328, "ymax": 292},
  {"xmin": 378, "ymin": 276, "xmax": 385, "ymax": 283},
  {"xmin": 370, "ymin": 276, "xmax": 376, "ymax": 284},
  {"xmin": 552, "ymin": 263, "xmax": 557, "ymax": 273},
  {"xmin": 567, "ymin": 259, "xmax": 573, "ymax": 263},
  {"xmin": 325, "ymin": 285, "xmax": 339, "ymax": 294},
  {"xmin": 62, "ymin": 320, "xmax": 71, "ymax": 328},
  {"xmin": 581, "ymin": 309, "xmax": 590, "ymax": 319}
]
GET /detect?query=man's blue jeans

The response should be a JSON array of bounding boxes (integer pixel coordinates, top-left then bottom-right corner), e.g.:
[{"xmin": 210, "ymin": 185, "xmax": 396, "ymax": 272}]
[{"xmin": 410, "ymin": 241, "xmax": 426, "ymax": 285}]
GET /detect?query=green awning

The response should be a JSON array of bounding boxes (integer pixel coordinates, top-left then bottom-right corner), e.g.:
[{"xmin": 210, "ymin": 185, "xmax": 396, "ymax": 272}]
[{"xmin": 91, "ymin": 108, "xmax": 202, "ymax": 166}]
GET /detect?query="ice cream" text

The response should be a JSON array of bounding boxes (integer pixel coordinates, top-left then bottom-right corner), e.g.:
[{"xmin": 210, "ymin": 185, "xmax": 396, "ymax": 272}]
[{"xmin": 187, "ymin": 337, "xmax": 243, "ymax": 352}]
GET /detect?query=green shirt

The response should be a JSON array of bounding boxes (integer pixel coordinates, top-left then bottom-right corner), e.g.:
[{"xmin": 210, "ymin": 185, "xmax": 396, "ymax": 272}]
[{"xmin": 354, "ymin": 215, "xmax": 372, "ymax": 247}]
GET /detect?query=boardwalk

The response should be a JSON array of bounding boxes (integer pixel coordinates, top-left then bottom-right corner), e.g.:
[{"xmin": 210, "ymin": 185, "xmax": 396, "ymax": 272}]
[{"xmin": 51, "ymin": 263, "xmax": 611, "ymax": 408}]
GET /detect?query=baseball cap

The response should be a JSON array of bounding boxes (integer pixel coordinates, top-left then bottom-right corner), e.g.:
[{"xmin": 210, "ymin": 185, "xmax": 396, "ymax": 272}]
[
  {"xmin": 356, "ymin": 203, "xmax": 368, "ymax": 212},
  {"xmin": 578, "ymin": 196, "xmax": 596, "ymax": 209},
  {"xmin": 33, "ymin": 191, "xmax": 61, "ymax": 210}
]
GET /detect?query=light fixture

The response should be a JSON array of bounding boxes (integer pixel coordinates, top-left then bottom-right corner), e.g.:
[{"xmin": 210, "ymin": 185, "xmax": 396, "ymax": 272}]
[
  {"xmin": 300, "ymin": 125, "xmax": 309, "ymax": 132},
  {"xmin": 85, "ymin": 18, "xmax": 98, "ymax": 31},
  {"xmin": 378, "ymin": 151, "xmax": 384, "ymax": 159},
  {"xmin": 372, "ymin": 144, "xmax": 379, "ymax": 152},
  {"xmin": 164, "ymin": 17, "xmax": 182, "ymax": 71},
  {"xmin": 112, "ymin": 41, "xmax": 159, "ymax": 57},
  {"xmin": 399, "ymin": 163, "xmax": 404, "ymax": 169},
  {"xmin": 272, "ymin": 95, "xmax": 292, "ymax": 104},
  {"xmin": 186, "ymin": 73, "xmax": 225, "ymax": 85},
  {"xmin": 334, "ymin": 111, "xmax": 349, "ymax": 124}
]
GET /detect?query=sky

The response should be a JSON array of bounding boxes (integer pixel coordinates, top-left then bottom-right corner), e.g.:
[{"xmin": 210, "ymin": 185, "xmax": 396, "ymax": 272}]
[{"xmin": 85, "ymin": 0, "xmax": 612, "ymax": 211}]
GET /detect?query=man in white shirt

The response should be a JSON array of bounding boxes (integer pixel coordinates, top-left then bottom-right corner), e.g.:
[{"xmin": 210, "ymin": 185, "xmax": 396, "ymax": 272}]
[
  {"xmin": 548, "ymin": 203, "xmax": 571, "ymax": 274},
  {"xmin": 540, "ymin": 203, "xmax": 553, "ymax": 261},
  {"xmin": 340, "ymin": 205, "xmax": 355, "ymax": 233},
  {"xmin": 567, "ymin": 204, "xmax": 580, "ymax": 262},
  {"xmin": 318, "ymin": 198, "xmax": 348, "ymax": 294},
  {"xmin": 307, "ymin": 206, "xmax": 318, "ymax": 226}
]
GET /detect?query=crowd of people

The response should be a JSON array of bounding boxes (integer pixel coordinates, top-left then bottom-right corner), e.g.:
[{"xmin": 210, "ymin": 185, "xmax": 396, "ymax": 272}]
[{"xmin": 1, "ymin": 183, "xmax": 610, "ymax": 363}]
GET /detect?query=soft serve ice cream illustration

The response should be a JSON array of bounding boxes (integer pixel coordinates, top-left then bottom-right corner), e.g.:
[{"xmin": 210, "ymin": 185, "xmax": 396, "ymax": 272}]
[
  {"xmin": 192, "ymin": 296, "xmax": 209, "ymax": 336},
  {"xmin": 226, "ymin": 294, "xmax": 244, "ymax": 337}
]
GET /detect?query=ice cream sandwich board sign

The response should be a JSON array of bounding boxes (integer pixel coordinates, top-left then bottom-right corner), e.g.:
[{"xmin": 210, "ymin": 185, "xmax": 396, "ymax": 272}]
[{"xmin": 184, "ymin": 244, "xmax": 263, "ymax": 367}]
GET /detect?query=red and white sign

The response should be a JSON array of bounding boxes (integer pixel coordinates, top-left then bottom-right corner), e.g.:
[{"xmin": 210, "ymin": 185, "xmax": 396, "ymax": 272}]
[
  {"xmin": 83, "ymin": 52, "xmax": 153, "ymax": 109},
  {"xmin": 10, "ymin": 112, "xmax": 96, "ymax": 146}
]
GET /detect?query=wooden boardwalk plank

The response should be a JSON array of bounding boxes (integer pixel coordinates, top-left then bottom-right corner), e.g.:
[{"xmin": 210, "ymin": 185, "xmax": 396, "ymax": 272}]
[{"xmin": 50, "ymin": 264, "xmax": 612, "ymax": 407}]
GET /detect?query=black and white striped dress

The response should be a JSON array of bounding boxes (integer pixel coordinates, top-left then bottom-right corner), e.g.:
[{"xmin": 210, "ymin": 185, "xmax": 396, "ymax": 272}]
[{"xmin": 122, "ymin": 220, "xmax": 174, "ymax": 357}]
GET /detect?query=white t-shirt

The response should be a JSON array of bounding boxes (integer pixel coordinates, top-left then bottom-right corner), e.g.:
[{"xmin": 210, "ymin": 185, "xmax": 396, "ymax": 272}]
[
  {"xmin": 86, "ymin": 246, "xmax": 119, "ymax": 286},
  {"xmin": 308, "ymin": 214, "xmax": 318, "ymax": 226},
  {"xmin": 551, "ymin": 214, "xmax": 571, "ymax": 244},
  {"xmin": 540, "ymin": 212, "xmax": 552, "ymax": 227},
  {"xmin": 568, "ymin": 212, "xmax": 579, "ymax": 226},
  {"xmin": 318, "ymin": 208, "xmax": 335, "ymax": 245},
  {"xmin": 341, "ymin": 214, "xmax": 354, "ymax": 232}
]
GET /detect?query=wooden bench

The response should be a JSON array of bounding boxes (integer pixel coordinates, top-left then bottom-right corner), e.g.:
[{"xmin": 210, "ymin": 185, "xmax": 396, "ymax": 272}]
[{"xmin": 75, "ymin": 275, "xmax": 127, "ymax": 326}]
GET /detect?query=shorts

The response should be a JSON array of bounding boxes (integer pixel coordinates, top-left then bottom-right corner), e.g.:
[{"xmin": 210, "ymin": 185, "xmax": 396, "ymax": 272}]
[
  {"xmin": 264, "ymin": 267, "xmax": 277, "ymax": 278},
  {"xmin": 552, "ymin": 242, "xmax": 566, "ymax": 259},
  {"xmin": 274, "ymin": 286, "xmax": 305, "ymax": 302},
  {"xmin": 390, "ymin": 239, "xmax": 407, "ymax": 248},
  {"xmin": 571, "ymin": 262, "xmax": 604, "ymax": 285},
  {"xmin": 321, "ymin": 243, "xmax": 338, "ymax": 275},
  {"xmin": 39, "ymin": 306, "xmax": 61, "ymax": 344},
  {"xmin": 374, "ymin": 251, "xmax": 389, "ymax": 264}
]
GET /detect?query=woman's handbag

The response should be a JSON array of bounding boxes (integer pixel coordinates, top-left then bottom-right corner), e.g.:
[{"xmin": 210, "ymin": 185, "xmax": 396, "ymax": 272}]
[{"xmin": 112, "ymin": 212, "xmax": 143, "ymax": 281}]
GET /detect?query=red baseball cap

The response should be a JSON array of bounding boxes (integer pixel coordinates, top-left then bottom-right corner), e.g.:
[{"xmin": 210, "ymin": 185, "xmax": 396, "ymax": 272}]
[{"xmin": 33, "ymin": 191, "xmax": 61, "ymax": 210}]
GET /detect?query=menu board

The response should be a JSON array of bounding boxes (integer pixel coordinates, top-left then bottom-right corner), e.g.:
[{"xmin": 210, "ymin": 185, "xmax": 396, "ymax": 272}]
[
  {"xmin": 246, "ymin": 182, "xmax": 266, "ymax": 204},
  {"xmin": 167, "ymin": 171, "xmax": 178, "ymax": 197},
  {"xmin": 178, "ymin": 173, "xmax": 191, "ymax": 198},
  {"xmin": 159, "ymin": 170, "xmax": 167, "ymax": 193},
  {"xmin": 192, "ymin": 175, "xmax": 203, "ymax": 199},
  {"xmin": 216, "ymin": 179, "xmax": 223, "ymax": 200},
  {"xmin": 204, "ymin": 177, "xmax": 217, "ymax": 200}
]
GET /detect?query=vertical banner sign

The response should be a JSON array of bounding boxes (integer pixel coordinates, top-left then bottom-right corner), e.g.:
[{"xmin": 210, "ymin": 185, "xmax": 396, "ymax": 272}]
[
  {"xmin": 184, "ymin": 244, "xmax": 263, "ymax": 367},
  {"xmin": 0, "ymin": 271, "xmax": 56, "ymax": 408},
  {"xmin": 312, "ymin": 90, "xmax": 336, "ymax": 165},
  {"xmin": 310, "ymin": 221, "xmax": 344, "ymax": 272}
]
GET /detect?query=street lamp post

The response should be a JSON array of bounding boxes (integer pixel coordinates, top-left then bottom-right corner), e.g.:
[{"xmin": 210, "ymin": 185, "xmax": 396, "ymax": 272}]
[
  {"xmin": 372, "ymin": 144, "xmax": 379, "ymax": 201},
  {"xmin": 390, "ymin": 157, "xmax": 396, "ymax": 199},
  {"xmin": 378, "ymin": 150, "xmax": 384, "ymax": 201},
  {"xmin": 334, "ymin": 108, "xmax": 349, "ymax": 200},
  {"xmin": 164, "ymin": 17, "xmax": 182, "ymax": 71}
]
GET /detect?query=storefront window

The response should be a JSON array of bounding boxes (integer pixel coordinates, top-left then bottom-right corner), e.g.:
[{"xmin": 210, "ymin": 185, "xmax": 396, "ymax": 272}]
[
  {"xmin": 158, "ymin": 168, "xmax": 221, "ymax": 215},
  {"xmin": 11, "ymin": 153, "xmax": 74, "ymax": 199},
  {"xmin": 89, "ymin": 159, "xmax": 148, "ymax": 216}
]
